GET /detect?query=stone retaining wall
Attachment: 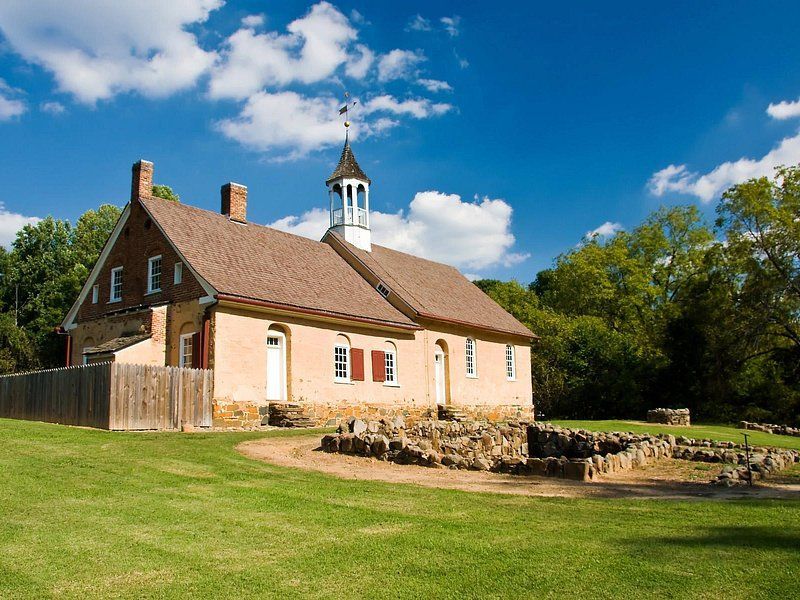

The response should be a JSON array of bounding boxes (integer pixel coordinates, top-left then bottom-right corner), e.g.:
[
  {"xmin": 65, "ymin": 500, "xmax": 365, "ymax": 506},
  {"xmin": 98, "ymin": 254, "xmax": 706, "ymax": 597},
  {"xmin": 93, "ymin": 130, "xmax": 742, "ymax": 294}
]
[
  {"xmin": 647, "ymin": 408, "xmax": 690, "ymax": 426},
  {"xmin": 738, "ymin": 421, "xmax": 800, "ymax": 437}
]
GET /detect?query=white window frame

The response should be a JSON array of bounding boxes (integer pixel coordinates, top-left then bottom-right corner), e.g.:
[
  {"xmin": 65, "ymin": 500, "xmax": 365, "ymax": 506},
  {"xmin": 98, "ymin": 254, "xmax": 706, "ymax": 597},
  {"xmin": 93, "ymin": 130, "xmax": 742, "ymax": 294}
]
[
  {"xmin": 174, "ymin": 262, "xmax": 183, "ymax": 285},
  {"xmin": 384, "ymin": 344, "xmax": 398, "ymax": 386},
  {"xmin": 465, "ymin": 338, "xmax": 477, "ymax": 378},
  {"xmin": 147, "ymin": 255, "xmax": 162, "ymax": 294},
  {"xmin": 91, "ymin": 284, "xmax": 99, "ymax": 304},
  {"xmin": 506, "ymin": 344, "xmax": 516, "ymax": 381},
  {"xmin": 334, "ymin": 343, "xmax": 350, "ymax": 383},
  {"xmin": 179, "ymin": 333, "xmax": 194, "ymax": 368},
  {"xmin": 109, "ymin": 267, "xmax": 123, "ymax": 303}
]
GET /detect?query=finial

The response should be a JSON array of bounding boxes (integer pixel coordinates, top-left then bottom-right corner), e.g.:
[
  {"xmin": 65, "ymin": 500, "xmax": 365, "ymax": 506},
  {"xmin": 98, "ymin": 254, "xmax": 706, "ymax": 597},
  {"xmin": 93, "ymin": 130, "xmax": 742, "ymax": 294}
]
[{"xmin": 338, "ymin": 91, "xmax": 357, "ymax": 137}]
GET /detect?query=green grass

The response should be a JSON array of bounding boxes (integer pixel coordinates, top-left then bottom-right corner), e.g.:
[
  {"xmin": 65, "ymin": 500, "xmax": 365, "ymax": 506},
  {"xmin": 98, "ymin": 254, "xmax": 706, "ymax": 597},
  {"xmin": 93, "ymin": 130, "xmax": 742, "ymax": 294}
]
[
  {"xmin": 551, "ymin": 420, "xmax": 800, "ymax": 450},
  {"xmin": 1, "ymin": 418, "xmax": 799, "ymax": 599}
]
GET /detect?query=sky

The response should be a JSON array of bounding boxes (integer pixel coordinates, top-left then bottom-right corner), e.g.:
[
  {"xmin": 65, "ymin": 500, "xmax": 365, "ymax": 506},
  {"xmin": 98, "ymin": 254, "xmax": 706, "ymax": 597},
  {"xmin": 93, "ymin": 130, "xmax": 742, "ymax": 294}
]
[{"xmin": 1, "ymin": 1, "xmax": 800, "ymax": 282}]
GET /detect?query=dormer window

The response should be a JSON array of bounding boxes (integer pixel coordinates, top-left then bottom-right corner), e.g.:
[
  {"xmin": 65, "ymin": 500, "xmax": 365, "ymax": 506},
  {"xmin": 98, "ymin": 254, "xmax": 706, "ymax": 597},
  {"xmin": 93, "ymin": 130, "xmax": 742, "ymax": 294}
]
[
  {"xmin": 376, "ymin": 282, "xmax": 390, "ymax": 298},
  {"xmin": 147, "ymin": 255, "xmax": 162, "ymax": 294}
]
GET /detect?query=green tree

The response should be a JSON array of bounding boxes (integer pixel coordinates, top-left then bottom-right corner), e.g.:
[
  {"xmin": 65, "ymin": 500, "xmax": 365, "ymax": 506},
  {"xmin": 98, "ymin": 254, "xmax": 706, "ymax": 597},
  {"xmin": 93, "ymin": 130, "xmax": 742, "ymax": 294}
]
[{"xmin": 152, "ymin": 185, "xmax": 179, "ymax": 202}]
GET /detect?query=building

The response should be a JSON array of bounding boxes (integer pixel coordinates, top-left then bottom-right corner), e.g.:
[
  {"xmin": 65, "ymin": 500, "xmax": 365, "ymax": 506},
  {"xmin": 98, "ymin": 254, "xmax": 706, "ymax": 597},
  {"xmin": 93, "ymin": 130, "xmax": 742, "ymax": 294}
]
[{"xmin": 61, "ymin": 142, "xmax": 535, "ymax": 427}]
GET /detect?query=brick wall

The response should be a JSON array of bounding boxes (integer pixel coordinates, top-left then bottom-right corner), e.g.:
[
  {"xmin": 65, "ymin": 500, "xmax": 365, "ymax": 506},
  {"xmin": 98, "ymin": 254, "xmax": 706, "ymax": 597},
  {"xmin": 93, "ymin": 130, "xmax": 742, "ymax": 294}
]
[{"xmin": 76, "ymin": 199, "xmax": 206, "ymax": 322}]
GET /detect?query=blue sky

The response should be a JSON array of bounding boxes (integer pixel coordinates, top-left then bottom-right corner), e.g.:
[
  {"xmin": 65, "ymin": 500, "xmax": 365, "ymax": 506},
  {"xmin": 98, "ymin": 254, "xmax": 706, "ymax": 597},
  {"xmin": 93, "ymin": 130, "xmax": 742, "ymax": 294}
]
[{"xmin": 1, "ymin": 1, "xmax": 800, "ymax": 282}]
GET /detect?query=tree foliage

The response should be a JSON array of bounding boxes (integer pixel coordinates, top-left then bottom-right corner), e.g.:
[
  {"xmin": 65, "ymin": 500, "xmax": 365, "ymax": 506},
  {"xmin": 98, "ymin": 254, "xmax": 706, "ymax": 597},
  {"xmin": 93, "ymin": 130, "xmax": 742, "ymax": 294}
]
[{"xmin": 152, "ymin": 185, "xmax": 180, "ymax": 203}]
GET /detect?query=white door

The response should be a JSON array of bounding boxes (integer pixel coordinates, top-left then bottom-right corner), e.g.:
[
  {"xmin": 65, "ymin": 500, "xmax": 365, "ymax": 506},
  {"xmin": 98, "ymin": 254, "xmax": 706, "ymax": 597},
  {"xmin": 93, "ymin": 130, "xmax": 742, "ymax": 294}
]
[
  {"xmin": 434, "ymin": 350, "xmax": 446, "ymax": 405},
  {"xmin": 266, "ymin": 334, "xmax": 286, "ymax": 401}
]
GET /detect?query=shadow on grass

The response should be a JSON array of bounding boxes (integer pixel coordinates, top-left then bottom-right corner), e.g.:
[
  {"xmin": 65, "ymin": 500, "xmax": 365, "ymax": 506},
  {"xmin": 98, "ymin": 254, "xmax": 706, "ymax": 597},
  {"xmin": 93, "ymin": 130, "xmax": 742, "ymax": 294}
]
[{"xmin": 633, "ymin": 526, "xmax": 800, "ymax": 551}]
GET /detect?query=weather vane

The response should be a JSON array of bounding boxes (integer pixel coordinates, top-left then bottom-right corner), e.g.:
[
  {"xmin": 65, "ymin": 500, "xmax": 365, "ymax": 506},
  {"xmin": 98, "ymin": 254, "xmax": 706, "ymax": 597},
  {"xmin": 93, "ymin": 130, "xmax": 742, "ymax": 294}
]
[{"xmin": 338, "ymin": 91, "xmax": 358, "ymax": 139}]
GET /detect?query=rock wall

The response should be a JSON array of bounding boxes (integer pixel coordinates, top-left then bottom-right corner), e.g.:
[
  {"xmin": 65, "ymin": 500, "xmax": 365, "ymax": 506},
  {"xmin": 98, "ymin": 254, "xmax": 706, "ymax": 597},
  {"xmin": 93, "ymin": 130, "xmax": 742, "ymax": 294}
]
[
  {"xmin": 738, "ymin": 421, "xmax": 800, "ymax": 437},
  {"xmin": 647, "ymin": 408, "xmax": 690, "ymax": 426}
]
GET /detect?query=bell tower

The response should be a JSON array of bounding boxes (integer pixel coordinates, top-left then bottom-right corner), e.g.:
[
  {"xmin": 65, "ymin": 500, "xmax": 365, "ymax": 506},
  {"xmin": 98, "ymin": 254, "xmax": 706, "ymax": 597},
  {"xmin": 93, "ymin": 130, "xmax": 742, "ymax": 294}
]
[{"xmin": 327, "ymin": 104, "xmax": 372, "ymax": 251}]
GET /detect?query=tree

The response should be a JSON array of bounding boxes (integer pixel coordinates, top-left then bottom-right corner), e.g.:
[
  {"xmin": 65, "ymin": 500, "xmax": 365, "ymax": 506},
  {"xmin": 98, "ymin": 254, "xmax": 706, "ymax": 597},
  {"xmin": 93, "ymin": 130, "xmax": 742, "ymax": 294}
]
[{"xmin": 152, "ymin": 185, "xmax": 179, "ymax": 202}]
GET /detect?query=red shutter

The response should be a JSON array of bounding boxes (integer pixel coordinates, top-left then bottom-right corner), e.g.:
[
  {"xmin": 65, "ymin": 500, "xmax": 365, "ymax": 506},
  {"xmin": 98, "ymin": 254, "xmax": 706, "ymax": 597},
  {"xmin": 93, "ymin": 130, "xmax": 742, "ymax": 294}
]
[
  {"xmin": 191, "ymin": 332, "xmax": 202, "ymax": 369},
  {"xmin": 371, "ymin": 350, "xmax": 386, "ymax": 382},
  {"xmin": 351, "ymin": 348, "xmax": 365, "ymax": 381}
]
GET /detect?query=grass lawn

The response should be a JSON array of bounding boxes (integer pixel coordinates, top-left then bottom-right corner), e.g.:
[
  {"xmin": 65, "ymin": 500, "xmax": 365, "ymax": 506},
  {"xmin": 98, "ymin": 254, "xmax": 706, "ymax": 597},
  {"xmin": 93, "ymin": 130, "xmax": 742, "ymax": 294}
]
[
  {"xmin": 1, "ymin": 418, "xmax": 799, "ymax": 599},
  {"xmin": 551, "ymin": 420, "xmax": 800, "ymax": 451}
]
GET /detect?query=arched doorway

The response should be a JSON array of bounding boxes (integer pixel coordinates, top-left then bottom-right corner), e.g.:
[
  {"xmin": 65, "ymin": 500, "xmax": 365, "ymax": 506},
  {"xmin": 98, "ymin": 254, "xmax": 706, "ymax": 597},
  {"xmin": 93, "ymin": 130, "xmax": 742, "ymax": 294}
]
[
  {"xmin": 266, "ymin": 326, "xmax": 288, "ymax": 401},
  {"xmin": 433, "ymin": 340, "xmax": 449, "ymax": 405}
]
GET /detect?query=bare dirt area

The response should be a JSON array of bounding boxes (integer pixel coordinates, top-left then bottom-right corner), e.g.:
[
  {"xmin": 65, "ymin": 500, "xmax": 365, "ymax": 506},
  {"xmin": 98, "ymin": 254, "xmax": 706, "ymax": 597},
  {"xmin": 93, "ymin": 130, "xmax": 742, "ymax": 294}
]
[{"xmin": 238, "ymin": 434, "xmax": 800, "ymax": 501}]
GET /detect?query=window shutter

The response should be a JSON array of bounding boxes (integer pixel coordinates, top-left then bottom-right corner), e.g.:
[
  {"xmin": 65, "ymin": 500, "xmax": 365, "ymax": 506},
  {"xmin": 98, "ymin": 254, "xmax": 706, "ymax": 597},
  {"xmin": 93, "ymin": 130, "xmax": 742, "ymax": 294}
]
[
  {"xmin": 351, "ymin": 348, "xmax": 365, "ymax": 381},
  {"xmin": 191, "ymin": 332, "xmax": 202, "ymax": 369},
  {"xmin": 371, "ymin": 350, "xmax": 386, "ymax": 382}
]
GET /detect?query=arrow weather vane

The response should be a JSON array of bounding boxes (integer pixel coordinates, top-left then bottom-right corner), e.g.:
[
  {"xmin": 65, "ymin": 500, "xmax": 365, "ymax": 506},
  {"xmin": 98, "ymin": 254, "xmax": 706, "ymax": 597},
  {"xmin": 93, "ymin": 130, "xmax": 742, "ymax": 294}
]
[{"xmin": 339, "ymin": 91, "xmax": 358, "ymax": 139}]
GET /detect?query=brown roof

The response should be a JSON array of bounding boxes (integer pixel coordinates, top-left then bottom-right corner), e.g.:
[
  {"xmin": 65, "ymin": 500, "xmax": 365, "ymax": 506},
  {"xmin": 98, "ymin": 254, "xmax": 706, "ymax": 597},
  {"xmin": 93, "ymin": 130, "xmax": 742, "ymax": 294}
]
[
  {"xmin": 139, "ymin": 197, "xmax": 416, "ymax": 329},
  {"xmin": 327, "ymin": 232, "xmax": 535, "ymax": 338},
  {"xmin": 326, "ymin": 140, "xmax": 370, "ymax": 184},
  {"xmin": 84, "ymin": 333, "xmax": 151, "ymax": 355}
]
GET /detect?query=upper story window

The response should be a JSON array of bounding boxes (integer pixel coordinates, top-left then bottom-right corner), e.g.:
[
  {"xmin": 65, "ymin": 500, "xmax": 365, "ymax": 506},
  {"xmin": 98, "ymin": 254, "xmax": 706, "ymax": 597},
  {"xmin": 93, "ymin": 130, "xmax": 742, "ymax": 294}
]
[
  {"xmin": 91, "ymin": 284, "xmax": 99, "ymax": 304},
  {"xmin": 384, "ymin": 342, "xmax": 398, "ymax": 385},
  {"xmin": 334, "ymin": 334, "xmax": 350, "ymax": 382},
  {"xmin": 174, "ymin": 262, "xmax": 183, "ymax": 285},
  {"xmin": 147, "ymin": 255, "xmax": 162, "ymax": 294},
  {"xmin": 110, "ymin": 267, "xmax": 123, "ymax": 302},
  {"xmin": 465, "ymin": 338, "xmax": 477, "ymax": 378},
  {"xmin": 506, "ymin": 344, "xmax": 516, "ymax": 380},
  {"xmin": 179, "ymin": 333, "xmax": 194, "ymax": 368}
]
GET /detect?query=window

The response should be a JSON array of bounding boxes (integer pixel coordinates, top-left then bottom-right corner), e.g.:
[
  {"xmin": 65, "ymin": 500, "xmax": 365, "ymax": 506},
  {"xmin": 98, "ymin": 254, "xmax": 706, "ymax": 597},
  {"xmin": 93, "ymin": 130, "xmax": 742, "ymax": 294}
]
[
  {"xmin": 174, "ymin": 262, "xmax": 183, "ymax": 285},
  {"xmin": 267, "ymin": 336, "xmax": 280, "ymax": 347},
  {"xmin": 91, "ymin": 285, "xmax": 99, "ymax": 304},
  {"xmin": 147, "ymin": 255, "xmax": 162, "ymax": 294},
  {"xmin": 465, "ymin": 338, "xmax": 476, "ymax": 377},
  {"xmin": 110, "ymin": 267, "xmax": 123, "ymax": 302},
  {"xmin": 334, "ymin": 343, "xmax": 350, "ymax": 382},
  {"xmin": 180, "ymin": 333, "xmax": 194, "ymax": 368},
  {"xmin": 384, "ymin": 342, "xmax": 398, "ymax": 385},
  {"xmin": 506, "ymin": 344, "xmax": 516, "ymax": 380},
  {"xmin": 376, "ymin": 282, "xmax": 390, "ymax": 298}
]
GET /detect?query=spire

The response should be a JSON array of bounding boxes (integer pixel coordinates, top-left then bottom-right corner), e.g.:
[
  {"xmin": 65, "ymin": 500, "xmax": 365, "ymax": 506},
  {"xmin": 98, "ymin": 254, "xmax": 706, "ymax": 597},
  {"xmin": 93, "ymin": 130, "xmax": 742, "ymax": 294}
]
[{"xmin": 326, "ymin": 138, "xmax": 370, "ymax": 185}]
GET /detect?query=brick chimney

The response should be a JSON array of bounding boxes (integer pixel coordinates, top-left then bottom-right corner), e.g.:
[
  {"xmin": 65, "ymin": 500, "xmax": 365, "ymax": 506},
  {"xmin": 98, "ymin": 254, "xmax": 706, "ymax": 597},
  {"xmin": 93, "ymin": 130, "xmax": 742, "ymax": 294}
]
[
  {"xmin": 221, "ymin": 182, "xmax": 247, "ymax": 223},
  {"xmin": 131, "ymin": 160, "xmax": 153, "ymax": 202}
]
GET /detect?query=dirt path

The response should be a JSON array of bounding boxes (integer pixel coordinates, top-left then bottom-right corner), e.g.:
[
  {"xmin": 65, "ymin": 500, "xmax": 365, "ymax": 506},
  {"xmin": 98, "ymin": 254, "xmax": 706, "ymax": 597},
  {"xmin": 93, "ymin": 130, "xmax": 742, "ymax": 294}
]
[{"xmin": 238, "ymin": 434, "xmax": 800, "ymax": 501}]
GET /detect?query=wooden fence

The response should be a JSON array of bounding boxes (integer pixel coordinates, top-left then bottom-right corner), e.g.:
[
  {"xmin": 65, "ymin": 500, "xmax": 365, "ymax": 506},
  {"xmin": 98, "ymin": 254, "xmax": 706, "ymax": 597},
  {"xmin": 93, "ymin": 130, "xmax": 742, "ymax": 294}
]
[{"xmin": 0, "ymin": 362, "xmax": 213, "ymax": 430}]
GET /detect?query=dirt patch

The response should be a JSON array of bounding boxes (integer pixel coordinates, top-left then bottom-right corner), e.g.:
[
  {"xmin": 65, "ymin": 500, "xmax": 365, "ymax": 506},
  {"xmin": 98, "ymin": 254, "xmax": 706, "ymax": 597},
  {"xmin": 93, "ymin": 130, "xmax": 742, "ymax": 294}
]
[{"xmin": 238, "ymin": 434, "xmax": 800, "ymax": 501}]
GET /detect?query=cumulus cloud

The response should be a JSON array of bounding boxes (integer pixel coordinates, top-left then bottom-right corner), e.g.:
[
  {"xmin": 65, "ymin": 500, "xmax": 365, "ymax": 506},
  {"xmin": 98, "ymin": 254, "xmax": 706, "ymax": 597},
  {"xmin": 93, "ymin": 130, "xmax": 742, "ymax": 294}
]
[
  {"xmin": 649, "ymin": 130, "xmax": 800, "ymax": 202},
  {"xmin": 0, "ymin": 80, "xmax": 26, "ymax": 120},
  {"xmin": 344, "ymin": 44, "xmax": 374, "ymax": 79},
  {"xmin": 406, "ymin": 14, "xmax": 432, "ymax": 32},
  {"xmin": 440, "ymin": 16, "xmax": 461, "ymax": 37},
  {"xmin": 585, "ymin": 221, "xmax": 623, "ymax": 239},
  {"xmin": 241, "ymin": 14, "xmax": 265, "ymax": 28},
  {"xmin": 0, "ymin": 203, "xmax": 40, "ymax": 247},
  {"xmin": 377, "ymin": 49, "xmax": 425, "ymax": 82},
  {"xmin": 0, "ymin": 0, "xmax": 221, "ymax": 104},
  {"xmin": 766, "ymin": 98, "xmax": 800, "ymax": 120},
  {"xmin": 269, "ymin": 191, "xmax": 528, "ymax": 271},
  {"xmin": 361, "ymin": 95, "xmax": 452, "ymax": 119},
  {"xmin": 417, "ymin": 78, "xmax": 452, "ymax": 93},
  {"xmin": 210, "ymin": 2, "xmax": 359, "ymax": 100},
  {"xmin": 40, "ymin": 101, "xmax": 65, "ymax": 115}
]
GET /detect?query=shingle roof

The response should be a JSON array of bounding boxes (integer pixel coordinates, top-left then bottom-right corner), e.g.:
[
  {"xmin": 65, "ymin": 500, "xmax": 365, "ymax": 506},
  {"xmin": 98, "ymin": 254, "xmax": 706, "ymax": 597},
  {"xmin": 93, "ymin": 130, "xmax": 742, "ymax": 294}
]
[
  {"xmin": 326, "ymin": 140, "xmax": 370, "ymax": 184},
  {"xmin": 139, "ymin": 197, "xmax": 416, "ymax": 329},
  {"xmin": 327, "ymin": 232, "xmax": 535, "ymax": 338},
  {"xmin": 84, "ymin": 333, "xmax": 151, "ymax": 355}
]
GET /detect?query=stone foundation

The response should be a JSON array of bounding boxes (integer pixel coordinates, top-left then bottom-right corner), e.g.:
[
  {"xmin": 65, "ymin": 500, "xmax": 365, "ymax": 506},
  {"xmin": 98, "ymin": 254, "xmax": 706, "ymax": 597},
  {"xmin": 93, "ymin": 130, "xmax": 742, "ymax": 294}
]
[
  {"xmin": 738, "ymin": 421, "xmax": 800, "ymax": 437},
  {"xmin": 212, "ymin": 400, "xmax": 266, "ymax": 429},
  {"xmin": 647, "ymin": 408, "xmax": 690, "ymax": 426}
]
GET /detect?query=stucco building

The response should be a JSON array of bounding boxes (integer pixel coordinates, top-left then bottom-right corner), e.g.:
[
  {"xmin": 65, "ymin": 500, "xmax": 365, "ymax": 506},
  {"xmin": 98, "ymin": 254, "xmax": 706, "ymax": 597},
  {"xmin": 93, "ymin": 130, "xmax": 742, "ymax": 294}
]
[{"xmin": 61, "ymin": 142, "xmax": 535, "ymax": 427}]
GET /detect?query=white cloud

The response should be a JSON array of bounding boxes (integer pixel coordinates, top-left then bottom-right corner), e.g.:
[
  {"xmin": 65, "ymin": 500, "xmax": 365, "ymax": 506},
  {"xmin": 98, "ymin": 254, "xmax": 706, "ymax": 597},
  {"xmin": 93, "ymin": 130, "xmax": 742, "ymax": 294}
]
[
  {"xmin": 377, "ymin": 49, "xmax": 425, "ymax": 82},
  {"xmin": 586, "ymin": 221, "xmax": 623, "ymax": 239},
  {"xmin": 241, "ymin": 14, "xmax": 264, "ymax": 28},
  {"xmin": 406, "ymin": 15, "xmax": 432, "ymax": 32},
  {"xmin": 40, "ymin": 101, "xmax": 65, "ymax": 115},
  {"xmin": 349, "ymin": 9, "xmax": 368, "ymax": 25},
  {"xmin": 440, "ymin": 16, "xmax": 461, "ymax": 37},
  {"xmin": 344, "ymin": 44, "xmax": 374, "ymax": 79},
  {"xmin": 209, "ymin": 1, "xmax": 359, "ymax": 100},
  {"xmin": 269, "ymin": 191, "xmax": 528, "ymax": 271},
  {"xmin": 417, "ymin": 78, "xmax": 452, "ymax": 93},
  {"xmin": 0, "ymin": 203, "xmax": 40, "ymax": 247},
  {"xmin": 0, "ymin": 0, "xmax": 221, "ymax": 104},
  {"xmin": 0, "ymin": 80, "xmax": 26, "ymax": 120},
  {"xmin": 767, "ymin": 98, "xmax": 800, "ymax": 120},
  {"xmin": 362, "ymin": 95, "xmax": 452, "ymax": 119},
  {"xmin": 454, "ymin": 49, "xmax": 469, "ymax": 69},
  {"xmin": 649, "ymin": 130, "xmax": 800, "ymax": 202}
]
